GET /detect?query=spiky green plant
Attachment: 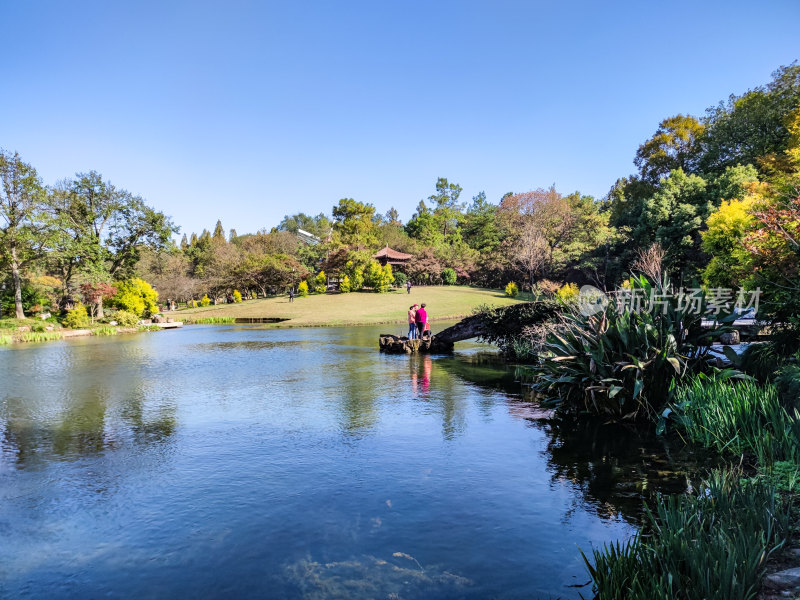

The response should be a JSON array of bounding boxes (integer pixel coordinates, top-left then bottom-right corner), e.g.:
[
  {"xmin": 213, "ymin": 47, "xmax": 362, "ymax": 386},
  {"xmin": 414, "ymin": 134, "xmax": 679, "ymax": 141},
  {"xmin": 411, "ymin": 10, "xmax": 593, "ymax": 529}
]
[
  {"xmin": 583, "ymin": 469, "xmax": 792, "ymax": 600},
  {"xmin": 527, "ymin": 274, "xmax": 728, "ymax": 420}
]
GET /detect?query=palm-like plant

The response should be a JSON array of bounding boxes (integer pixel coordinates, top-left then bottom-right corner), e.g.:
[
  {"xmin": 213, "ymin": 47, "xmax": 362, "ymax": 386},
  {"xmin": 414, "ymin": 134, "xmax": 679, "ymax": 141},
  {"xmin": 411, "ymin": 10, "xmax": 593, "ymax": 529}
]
[{"xmin": 528, "ymin": 274, "xmax": 728, "ymax": 420}]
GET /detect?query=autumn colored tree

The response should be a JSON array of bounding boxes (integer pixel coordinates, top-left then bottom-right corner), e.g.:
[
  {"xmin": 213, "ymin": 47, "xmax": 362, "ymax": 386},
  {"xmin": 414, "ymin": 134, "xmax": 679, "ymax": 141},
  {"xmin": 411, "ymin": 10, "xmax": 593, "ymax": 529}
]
[
  {"xmin": 743, "ymin": 189, "xmax": 800, "ymax": 332},
  {"xmin": 79, "ymin": 282, "xmax": 117, "ymax": 320},
  {"xmin": 499, "ymin": 187, "xmax": 610, "ymax": 288}
]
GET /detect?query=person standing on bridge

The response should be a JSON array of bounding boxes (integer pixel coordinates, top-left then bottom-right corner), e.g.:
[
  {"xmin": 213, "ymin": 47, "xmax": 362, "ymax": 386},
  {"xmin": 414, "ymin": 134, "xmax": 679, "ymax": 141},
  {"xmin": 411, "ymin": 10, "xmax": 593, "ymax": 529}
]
[
  {"xmin": 415, "ymin": 303, "xmax": 428, "ymax": 339},
  {"xmin": 408, "ymin": 304, "xmax": 418, "ymax": 339}
]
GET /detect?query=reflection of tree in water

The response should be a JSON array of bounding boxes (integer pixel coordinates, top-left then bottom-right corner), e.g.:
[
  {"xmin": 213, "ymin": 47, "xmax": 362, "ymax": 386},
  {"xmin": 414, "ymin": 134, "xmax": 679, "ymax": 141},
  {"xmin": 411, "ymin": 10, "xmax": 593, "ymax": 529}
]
[
  {"xmin": 335, "ymin": 361, "xmax": 380, "ymax": 437},
  {"xmin": 536, "ymin": 416, "xmax": 712, "ymax": 524},
  {"xmin": 119, "ymin": 388, "xmax": 177, "ymax": 444},
  {"xmin": 436, "ymin": 353, "xmax": 711, "ymax": 524},
  {"xmin": 1, "ymin": 380, "xmax": 176, "ymax": 470},
  {"xmin": 436, "ymin": 352, "xmax": 520, "ymax": 396}
]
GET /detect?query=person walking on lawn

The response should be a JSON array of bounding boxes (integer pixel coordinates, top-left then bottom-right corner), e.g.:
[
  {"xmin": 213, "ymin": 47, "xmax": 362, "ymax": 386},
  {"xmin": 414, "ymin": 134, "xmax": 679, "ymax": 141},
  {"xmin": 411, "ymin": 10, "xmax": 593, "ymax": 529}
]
[
  {"xmin": 407, "ymin": 304, "xmax": 418, "ymax": 339},
  {"xmin": 415, "ymin": 303, "xmax": 428, "ymax": 339},
  {"xmin": 406, "ymin": 280, "xmax": 412, "ymax": 294}
]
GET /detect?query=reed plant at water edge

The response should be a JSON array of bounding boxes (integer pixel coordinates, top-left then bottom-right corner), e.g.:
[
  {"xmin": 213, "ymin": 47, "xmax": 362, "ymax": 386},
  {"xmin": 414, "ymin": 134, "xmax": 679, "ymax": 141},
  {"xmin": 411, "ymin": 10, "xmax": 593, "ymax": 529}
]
[
  {"xmin": 582, "ymin": 469, "xmax": 793, "ymax": 600},
  {"xmin": 665, "ymin": 374, "xmax": 800, "ymax": 465},
  {"xmin": 184, "ymin": 316, "xmax": 236, "ymax": 324},
  {"xmin": 93, "ymin": 326, "xmax": 118, "ymax": 336},
  {"xmin": 18, "ymin": 331, "xmax": 64, "ymax": 343}
]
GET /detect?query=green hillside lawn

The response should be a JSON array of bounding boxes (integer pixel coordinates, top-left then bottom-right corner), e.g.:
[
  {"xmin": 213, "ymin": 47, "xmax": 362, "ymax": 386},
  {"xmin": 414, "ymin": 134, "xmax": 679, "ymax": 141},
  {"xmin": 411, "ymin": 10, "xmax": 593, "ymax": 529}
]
[{"xmin": 179, "ymin": 286, "xmax": 528, "ymax": 327}]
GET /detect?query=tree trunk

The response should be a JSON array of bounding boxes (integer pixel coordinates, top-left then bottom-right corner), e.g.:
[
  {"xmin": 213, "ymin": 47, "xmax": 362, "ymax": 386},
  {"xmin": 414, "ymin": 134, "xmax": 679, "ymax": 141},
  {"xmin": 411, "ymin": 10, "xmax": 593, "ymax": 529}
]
[
  {"xmin": 10, "ymin": 245, "xmax": 25, "ymax": 319},
  {"xmin": 95, "ymin": 300, "xmax": 105, "ymax": 319}
]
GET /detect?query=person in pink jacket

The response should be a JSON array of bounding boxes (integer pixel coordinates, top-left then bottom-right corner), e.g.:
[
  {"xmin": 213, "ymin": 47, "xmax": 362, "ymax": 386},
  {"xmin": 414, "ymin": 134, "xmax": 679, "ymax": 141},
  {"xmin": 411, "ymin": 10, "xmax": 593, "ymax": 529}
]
[{"xmin": 415, "ymin": 303, "xmax": 428, "ymax": 339}]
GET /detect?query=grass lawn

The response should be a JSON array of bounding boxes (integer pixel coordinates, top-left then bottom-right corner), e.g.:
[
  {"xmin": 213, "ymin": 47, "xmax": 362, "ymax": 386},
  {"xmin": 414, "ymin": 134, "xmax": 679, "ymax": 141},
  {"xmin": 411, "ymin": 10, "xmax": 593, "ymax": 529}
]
[{"xmin": 178, "ymin": 286, "xmax": 529, "ymax": 327}]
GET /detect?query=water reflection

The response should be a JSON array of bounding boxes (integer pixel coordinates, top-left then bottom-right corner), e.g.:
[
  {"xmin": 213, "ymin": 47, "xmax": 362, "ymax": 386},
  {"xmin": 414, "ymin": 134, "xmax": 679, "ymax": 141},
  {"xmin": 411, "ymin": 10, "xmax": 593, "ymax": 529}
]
[
  {"xmin": 410, "ymin": 355, "xmax": 432, "ymax": 396},
  {"xmin": 1, "ymin": 340, "xmax": 177, "ymax": 470},
  {"xmin": 536, "ymin": 416, "xmax": 710, "ymax": 523},
  {"xmin": 438, "ymin": 351, "xmax": 709, "ymax": 525}
]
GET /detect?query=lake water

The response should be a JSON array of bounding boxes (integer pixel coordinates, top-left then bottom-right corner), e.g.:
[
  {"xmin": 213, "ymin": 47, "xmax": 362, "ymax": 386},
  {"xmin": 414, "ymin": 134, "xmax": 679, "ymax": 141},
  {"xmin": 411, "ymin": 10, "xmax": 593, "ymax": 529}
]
[{"xmin": 0, "ymin": 325, "xmax": 702, "ymax": 599}]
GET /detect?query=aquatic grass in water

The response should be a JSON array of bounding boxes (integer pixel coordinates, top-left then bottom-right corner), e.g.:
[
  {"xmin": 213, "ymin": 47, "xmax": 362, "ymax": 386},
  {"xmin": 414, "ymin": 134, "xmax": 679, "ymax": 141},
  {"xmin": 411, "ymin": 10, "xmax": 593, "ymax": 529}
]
[
  {"xmin": 184, "ymin": 316, "xmax": 237, "ymax": 324},
  {"xmin": 0, "ymin": 335, "xmax": 11, "ymax": 345},
  {"xmin": 583, "ymin": 469, "xmax": 793, "ymax": 600}
]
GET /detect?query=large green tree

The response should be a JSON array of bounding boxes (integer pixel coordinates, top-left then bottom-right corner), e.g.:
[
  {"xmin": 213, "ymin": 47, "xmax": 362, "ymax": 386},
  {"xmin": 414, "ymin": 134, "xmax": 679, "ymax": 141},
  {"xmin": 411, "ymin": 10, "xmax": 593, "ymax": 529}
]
[
  {"xmin": 0, "ymin": 151, "xmax": 49, "ymax": 318},
  {"xmin": 406, "ymin": 178, "xmax": 466, "ymax": 246},
  {"xmin": 636, "ymin": 169, "xmax": 708, "ymax": 277},
  {"xmin": 462, "ymin": 191, "xmax": 503, "ymax": 254},
  {"xmin": 332, "ymin": 198, "xmax": 377, "ymax": 249},
  {"xmin": 49, "ymin": 171, "xmax": 175, "ymax": 315},
  {"xmin": 700, "ymin": 64, "xmax": 800, "ymax": 175},
  {"xmin": 277, "ymin": 212, "xmax": 332, "ymax": 240},
  {"xmin": 634, "ymin": 114, "xmax": 705, "ymax": 182}
]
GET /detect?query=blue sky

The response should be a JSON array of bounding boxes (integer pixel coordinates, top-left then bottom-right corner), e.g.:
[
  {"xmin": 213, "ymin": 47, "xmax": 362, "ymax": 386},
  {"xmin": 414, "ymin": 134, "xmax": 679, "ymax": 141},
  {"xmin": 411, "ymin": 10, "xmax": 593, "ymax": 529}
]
[{"xmin": 2, "ymin": 0, "xmax": 799, "ymax": 238}]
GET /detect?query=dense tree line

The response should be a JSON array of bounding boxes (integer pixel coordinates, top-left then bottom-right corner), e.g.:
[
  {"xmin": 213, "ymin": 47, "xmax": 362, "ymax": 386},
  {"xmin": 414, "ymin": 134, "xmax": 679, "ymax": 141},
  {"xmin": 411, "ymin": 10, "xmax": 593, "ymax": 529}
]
[
  {"xmin": 0, "ymin": 158, "xmax": 175, "ymax": 319},
  {"xmin": 2, "ymin": 63, "xmax": 799, "ymax": 329}
]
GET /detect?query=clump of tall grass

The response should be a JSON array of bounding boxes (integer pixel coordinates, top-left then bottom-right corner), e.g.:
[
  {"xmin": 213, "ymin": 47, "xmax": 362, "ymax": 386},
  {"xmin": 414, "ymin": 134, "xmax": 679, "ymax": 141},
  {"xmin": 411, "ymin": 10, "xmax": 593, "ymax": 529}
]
[
  {"xmin": 93, "ymin": 326, "xmax": 118, "ymax": 336},
  {"xmin": 18, "ymin": 331, "xmax": 64, "ymax": 343},
  {"xmin": 138, "ymin": 324, "xmax": 162, "ymax": 332},
  {"xmin": 666, "ymin": 375, "xmax": 800, "ymax": 465},
  {"xmin": 184, "ymin": 316, "xmax": 236, "ymax": 324},
  {"xmin": 0, "ymin": 335, "xmax": 12, "ymax": 345},
  {"xmin": 583, "ymin": 469, "xmax": 793, "ymax": 600}
]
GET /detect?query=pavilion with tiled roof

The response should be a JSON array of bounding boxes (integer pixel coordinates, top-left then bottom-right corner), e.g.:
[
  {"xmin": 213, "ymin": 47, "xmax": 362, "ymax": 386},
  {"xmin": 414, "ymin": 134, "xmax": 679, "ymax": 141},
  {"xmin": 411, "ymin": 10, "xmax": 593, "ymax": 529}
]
[{"xmin": 373, "ymin": 246, "xmax": 413, "ymax": 268}]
